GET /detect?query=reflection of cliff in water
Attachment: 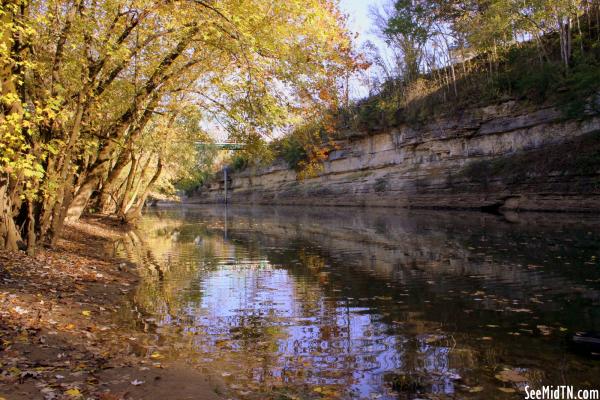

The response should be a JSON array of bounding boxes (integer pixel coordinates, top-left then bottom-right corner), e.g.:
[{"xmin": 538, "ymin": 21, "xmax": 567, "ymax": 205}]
[
  {"xmin": 179, "ymin": 207, "xmax": 599, "ymax": 286},
  {"xmin": 113, "ymin": 206, "xmax": 600, "ymax": 399}
]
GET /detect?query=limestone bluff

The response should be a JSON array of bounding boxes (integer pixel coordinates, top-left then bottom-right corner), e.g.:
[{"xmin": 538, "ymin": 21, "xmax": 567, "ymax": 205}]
[{"xmin": 193, "ymin": 99, "xmax": 600, "ymax": 212}]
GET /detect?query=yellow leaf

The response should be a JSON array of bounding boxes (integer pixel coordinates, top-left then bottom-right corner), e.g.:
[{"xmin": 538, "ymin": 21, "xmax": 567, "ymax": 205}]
[
  {"xmin": 65, "ymin": 388, "xmax": 82, "ymax": 397},
  {"xmin": 150, "ymin": 352, "xmax": 163, "ymax": 359},
  {"xmin": 82, "ymin": 310, "xmax": 91, "ymax": 317}
]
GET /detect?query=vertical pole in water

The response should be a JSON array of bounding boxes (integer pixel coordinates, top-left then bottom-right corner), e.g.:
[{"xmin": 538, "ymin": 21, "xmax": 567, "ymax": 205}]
[
  {"xmin": 223, "ymin": 166, "xmax": 228, "ymax": 205},
  {"xmin": 224, "ymin": 204, "xmax": 228, "ymax": 240}
]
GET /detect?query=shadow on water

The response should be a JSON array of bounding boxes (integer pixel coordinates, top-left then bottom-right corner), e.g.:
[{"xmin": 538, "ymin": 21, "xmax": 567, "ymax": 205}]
[{"xmin": 112, "ymin": 205, "xmax": 600, "ymax": 400}]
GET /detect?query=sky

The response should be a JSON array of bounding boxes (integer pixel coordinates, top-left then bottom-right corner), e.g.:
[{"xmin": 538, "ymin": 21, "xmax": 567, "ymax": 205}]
[
  {"xmin": 210, "ymin": 0, "xmax": 390, "ymax": 141},
  {"xmin": 339, "ymin": 0, "xmax": 390, "ymax": 98},
  {"xmin": 339, "ymin": 0, "xmax": 385, "ymax": 48}
]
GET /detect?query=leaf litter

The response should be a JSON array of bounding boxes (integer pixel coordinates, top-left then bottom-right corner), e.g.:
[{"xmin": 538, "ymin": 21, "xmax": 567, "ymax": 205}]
[{"xmin": 0, "ymin": 217, "xmax": 223, "ymax": 400}]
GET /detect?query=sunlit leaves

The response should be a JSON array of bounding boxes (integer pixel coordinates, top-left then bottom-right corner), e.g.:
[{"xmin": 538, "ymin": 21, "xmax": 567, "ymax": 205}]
[{"xmin": 1, "ymin": 0, "xmax": 357, "ymax": 248}]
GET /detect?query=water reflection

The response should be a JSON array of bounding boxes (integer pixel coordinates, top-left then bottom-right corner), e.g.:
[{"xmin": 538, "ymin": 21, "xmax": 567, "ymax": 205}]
[{"xmin": 114, "ymin": 206, "xmax": 600, "ymax": 399}]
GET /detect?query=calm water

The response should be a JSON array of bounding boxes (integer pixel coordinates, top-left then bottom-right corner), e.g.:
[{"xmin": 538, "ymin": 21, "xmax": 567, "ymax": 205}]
[{"xmin": 113, "ymin": 206, "xmax": 600, "ymax": 399}]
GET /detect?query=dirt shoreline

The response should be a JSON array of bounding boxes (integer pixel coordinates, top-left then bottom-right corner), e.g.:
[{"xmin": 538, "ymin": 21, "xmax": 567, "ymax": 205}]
[{"xmin": 0, "ymin": 216, "xmax": 223, "ymax": 400}]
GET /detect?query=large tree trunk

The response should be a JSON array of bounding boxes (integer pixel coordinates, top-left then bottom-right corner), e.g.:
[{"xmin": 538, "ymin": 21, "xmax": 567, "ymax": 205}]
[
  {"xmin": 49, "ymin": 182, "xmax": 75, "ymax": 246},
  {"xmin": 66, "ymin": 99, "xmax": 158, "ymax": 221},
  {"xmin": 0, "ymin": 4, "xmax": 24, "ymax": 251},
  {"xmin": 65, "ymin": 102, "xmax": 147, "ymax": 222},
  {"xmin": 0, "ymin": 179, "xmax": 21, "ymax": 252},
  {"xmin": 38, "ymin": 92, "xmax": 87, "ymax": 243},
  {"xmin": 65, "ymin": 142, "xmax": 116, "ymax": 222}
]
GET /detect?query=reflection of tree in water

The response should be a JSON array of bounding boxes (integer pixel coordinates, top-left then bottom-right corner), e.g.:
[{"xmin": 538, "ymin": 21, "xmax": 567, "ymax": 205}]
[
  {"xmin": 114, "ymin": 215, "xmax": 220, "ymax": 333},
  {"xmin": 118, "ymin": 218, "xmax": 459, "ymax": 398}
]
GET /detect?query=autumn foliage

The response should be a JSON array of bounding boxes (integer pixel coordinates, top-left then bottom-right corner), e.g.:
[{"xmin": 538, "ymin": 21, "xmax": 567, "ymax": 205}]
[{"xmin": 0, "ymin": 0, "xmax": 357, "ymax": 253}]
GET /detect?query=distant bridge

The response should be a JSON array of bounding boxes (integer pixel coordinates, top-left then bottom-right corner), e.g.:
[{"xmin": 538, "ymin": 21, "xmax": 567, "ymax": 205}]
[{"xmin": 195, "ymin": 142, "xmax": 245, "ymax": 151}]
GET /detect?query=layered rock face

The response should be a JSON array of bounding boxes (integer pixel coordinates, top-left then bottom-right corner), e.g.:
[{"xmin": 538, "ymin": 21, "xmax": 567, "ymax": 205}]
[{"xmin": 191, "ymin": 101, "xmax": 600, "ymax": 211}]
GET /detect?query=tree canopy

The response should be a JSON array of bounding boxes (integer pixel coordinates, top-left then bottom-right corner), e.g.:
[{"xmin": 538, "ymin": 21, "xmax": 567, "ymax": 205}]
[{"xmin": 0, "ymin": 0, "xmax": 358, "ymax": 253}]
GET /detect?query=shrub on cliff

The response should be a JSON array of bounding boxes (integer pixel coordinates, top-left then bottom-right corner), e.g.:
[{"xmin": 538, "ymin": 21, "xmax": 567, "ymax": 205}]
[{"xmin": 271, "ymin": 119, "xmax": 341, "ymax": 179}]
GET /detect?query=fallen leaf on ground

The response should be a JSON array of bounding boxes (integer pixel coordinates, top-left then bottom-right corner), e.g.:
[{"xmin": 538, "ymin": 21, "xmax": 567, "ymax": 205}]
[
  {"xmin": 65, "ymin": 388, "xmax": 82, "ymax": 397},
  {"xmin": 495, "ymin": 369, "xmax": 528, "ymax": 383},
  {"xmin": 537, "ymin": 325, "xmax": 552, "ymax": 335}
]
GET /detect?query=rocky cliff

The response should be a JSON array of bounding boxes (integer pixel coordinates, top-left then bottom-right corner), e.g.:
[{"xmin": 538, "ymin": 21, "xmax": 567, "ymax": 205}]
[{"xmin": 191, "ymin": 100, "xmax": 600, "ymax": 212}]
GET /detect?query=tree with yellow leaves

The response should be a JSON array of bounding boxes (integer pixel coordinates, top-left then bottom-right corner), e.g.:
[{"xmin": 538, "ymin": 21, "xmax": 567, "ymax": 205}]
[{"xmin": 0, "ymin": 0, "xmax": 358, "ymax": 253}]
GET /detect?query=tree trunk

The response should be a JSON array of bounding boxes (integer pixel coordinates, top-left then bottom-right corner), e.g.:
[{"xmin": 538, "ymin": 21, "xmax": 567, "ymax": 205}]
[
  {"xmin": 125, "ymin": 157, "xmax": 162, "ymax": 224},
  {"xmin": 118, "ymin": 151, "xmax": 138, "ymax": 216},
  {"xmin": 40, "ymin": 92, "xmax": 87, "ymax": 243},
  {"xmin": 66, "ymin": 93, "xmax": 161, "ymax": 221},
  {"xmin": 0, "ymin": 4, "xmax": 24, "ymax": 251},
  {"xmin": 49, "ymin": 182, "xmax": 75, "ymax": 246},
  {"xmin": 98, "ymin": 100, "xmax": 159, "ymax": 214},
  {"xmin": 559, "ymin": 16, "xmax": 572, "ymax": 72},
  {"xmin": 99, "ymin": 150, "xmax": 132, "ymax": 214},
  {"xmin": 123, "ymin": 154, "xmax": 152, "ymax": 216},
  {"xmin": 0, "ymin": 179, "xmax": 21, "ymax": 252},
  {"xmin": 65, "ymin": 160, "xmax": 107, "ymax": 222},
  {"xmin": 26, "ymin": 198, "xmax": 36, "ymax": 256}
]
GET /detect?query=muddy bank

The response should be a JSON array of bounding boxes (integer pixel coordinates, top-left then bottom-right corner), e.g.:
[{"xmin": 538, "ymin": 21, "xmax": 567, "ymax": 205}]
[{"xmin": 0, "ymin": 216, "xmax": 223, "ymax": 400}]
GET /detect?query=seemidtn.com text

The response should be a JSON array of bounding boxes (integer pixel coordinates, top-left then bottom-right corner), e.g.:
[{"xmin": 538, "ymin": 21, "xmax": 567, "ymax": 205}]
[{"xmin": 525, "ymin": 386, "xmax": 600, "ymax": 400}]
